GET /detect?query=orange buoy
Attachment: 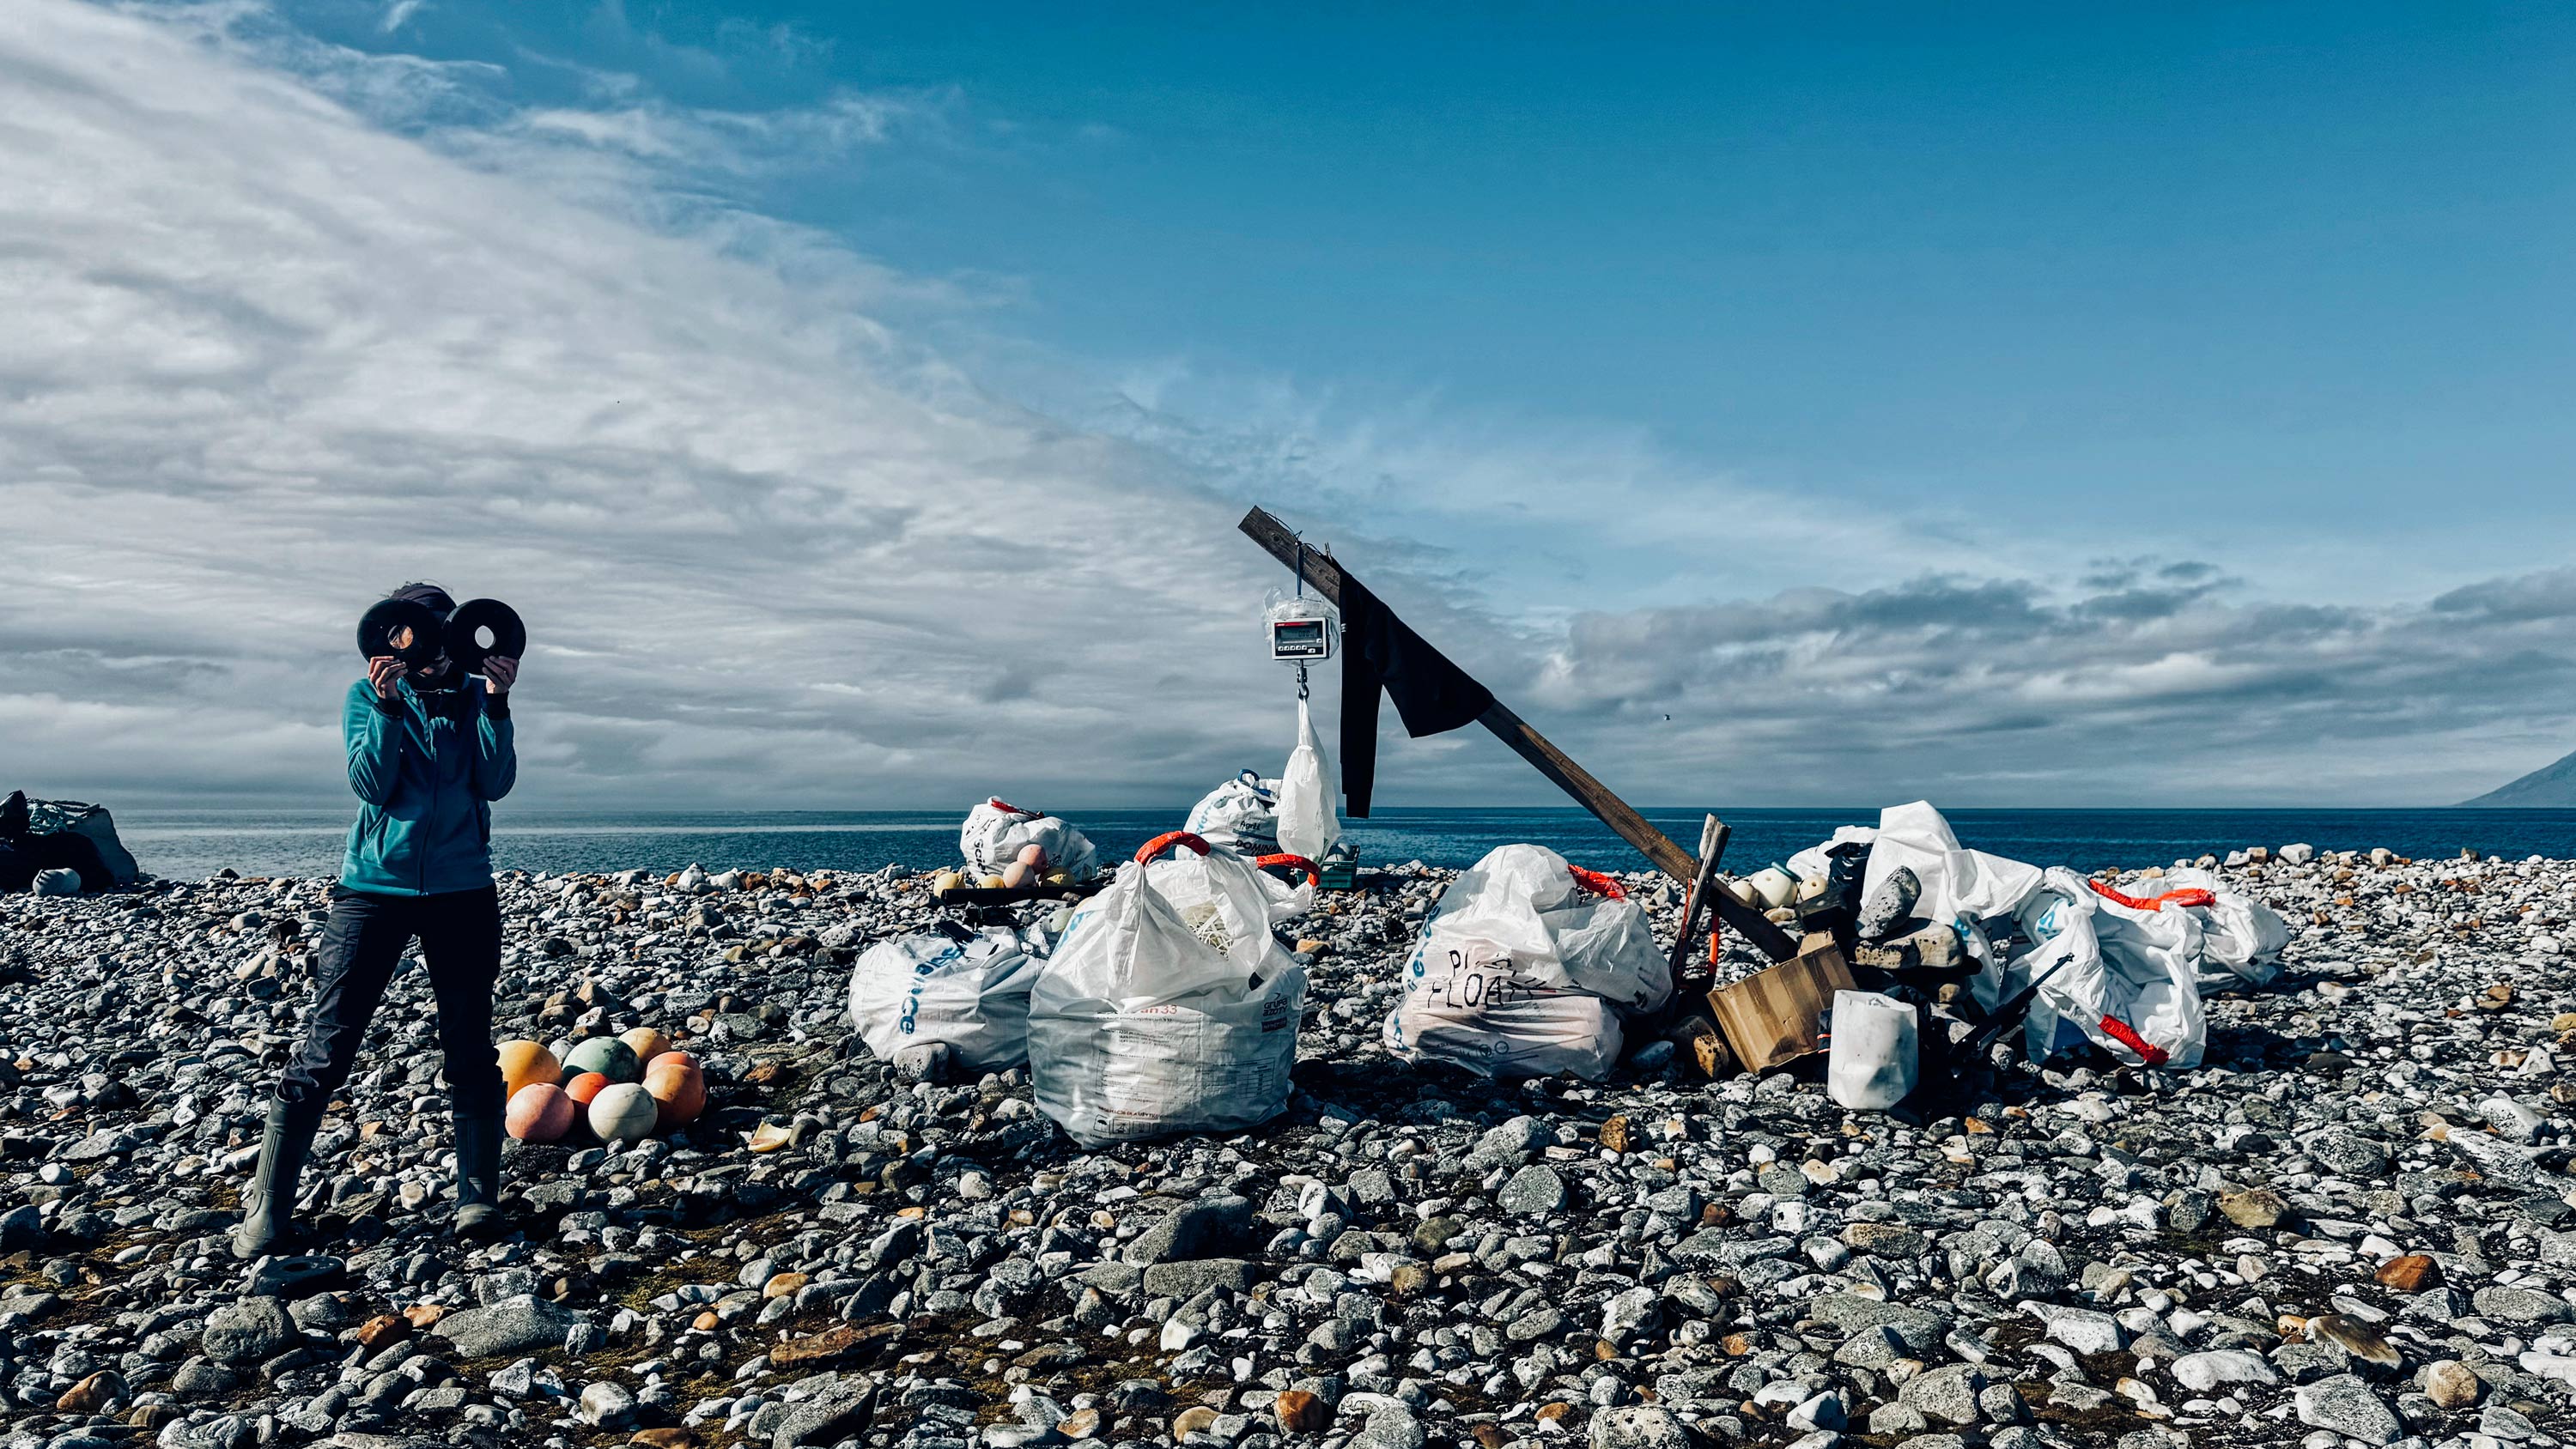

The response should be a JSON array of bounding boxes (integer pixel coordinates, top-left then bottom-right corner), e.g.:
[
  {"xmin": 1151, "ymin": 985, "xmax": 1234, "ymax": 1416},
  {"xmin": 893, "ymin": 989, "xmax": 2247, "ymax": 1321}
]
[
  {"xmin": 505, "ymin": 1082, "xmax": 576, "ymax": 1142},
  {"xmin": 562, "ymin": 1071, "xmax": 610, "ymax": 1108},
  {"xmin": 643, "ymin": 1057, "xmax": 708, "ymax": 1131},
  {"xmin": 619, "ymin": 1026, "xmax": 672, "ymax": 1068},
  {"xmin": 496, "ymin": 1040, "xmax": 560, "ymax": 1097}
]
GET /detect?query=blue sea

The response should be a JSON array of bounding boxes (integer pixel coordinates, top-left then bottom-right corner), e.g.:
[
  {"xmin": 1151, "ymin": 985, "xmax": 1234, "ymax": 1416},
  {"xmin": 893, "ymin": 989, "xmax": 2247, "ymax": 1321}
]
[{"xmin": 107, "ymin": 806, "xmax": 2576, "ymax": 882}]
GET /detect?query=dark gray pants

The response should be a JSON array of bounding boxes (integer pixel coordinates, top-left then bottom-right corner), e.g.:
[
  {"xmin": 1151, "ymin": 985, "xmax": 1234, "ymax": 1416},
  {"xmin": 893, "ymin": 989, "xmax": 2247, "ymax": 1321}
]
[{"xmin": 274, "ymin": 884, "xmax": 505, "ymax": 1117}]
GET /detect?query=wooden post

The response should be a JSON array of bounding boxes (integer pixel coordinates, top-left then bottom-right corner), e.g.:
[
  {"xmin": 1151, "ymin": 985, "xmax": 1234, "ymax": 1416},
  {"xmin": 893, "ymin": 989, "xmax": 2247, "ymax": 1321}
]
[
  {"xmin": 1668, "ymin": 815, "xmax": 1730, "ymax": 994},
  {"xmin": 1238, "ymin": 506, "xmax": 1697, "ymax": 882}
]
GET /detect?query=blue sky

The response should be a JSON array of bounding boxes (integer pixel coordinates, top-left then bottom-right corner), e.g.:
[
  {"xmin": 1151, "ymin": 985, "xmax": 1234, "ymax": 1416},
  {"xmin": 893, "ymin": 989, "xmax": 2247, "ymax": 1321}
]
[
  {"xmin": 313, "ymin": 0, "xmax": 2573, "ymax": 577},
  {"xmin": 4, "ymin": 0, "xmax": 2575, "ymax": 809}
]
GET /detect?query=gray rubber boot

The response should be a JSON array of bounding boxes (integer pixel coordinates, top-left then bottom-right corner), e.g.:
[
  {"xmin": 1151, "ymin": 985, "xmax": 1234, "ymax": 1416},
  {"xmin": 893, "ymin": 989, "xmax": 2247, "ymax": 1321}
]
[
  {"xmin": 229, "ymin": 1097, "xmax": 323, "ymax": 1260},
  {"xmin": 452, "ymin": 1112, "xmax": 506, "ymax": 1240}
]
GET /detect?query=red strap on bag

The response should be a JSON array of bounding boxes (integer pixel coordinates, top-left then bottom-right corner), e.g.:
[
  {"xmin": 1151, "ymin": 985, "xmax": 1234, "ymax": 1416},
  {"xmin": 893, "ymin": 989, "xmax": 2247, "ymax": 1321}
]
[
  {"xmin": 987, "ymin": 797, "xmax": 1032, "ymax": 817},
  {"xmin": 2095, "ymin": 1015, "xmax": 2171, "ymax": 1068},
  {"xmin": 1254, "ymin": 853, "xmax": 1322, "ymax": 889},
  {"xmin": 1134, "ymin": 831, "xmax": 1212, "ymax": 862},
  {"xmin": 1568, "ymin": 867, "xmax": 1627, "ymax": 900},
  {"xmin": 2087, "ymin": 880, "xmax": 2217, "ymax": 912},
  {"xmin": 1137, "ymin": 834, "xmax": 1317, "ymax": 888}
]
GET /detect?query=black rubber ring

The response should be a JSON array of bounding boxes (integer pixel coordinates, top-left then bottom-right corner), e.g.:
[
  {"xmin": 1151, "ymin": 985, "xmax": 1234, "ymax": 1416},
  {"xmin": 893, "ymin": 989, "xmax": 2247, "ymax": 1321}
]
[
  {"xmin": 356, "ymin": 597, "xmax": 444, "ymax": 669},
  {"xmin": 444, "ymin": 598, "xmax": 526, "ymax": 676}
]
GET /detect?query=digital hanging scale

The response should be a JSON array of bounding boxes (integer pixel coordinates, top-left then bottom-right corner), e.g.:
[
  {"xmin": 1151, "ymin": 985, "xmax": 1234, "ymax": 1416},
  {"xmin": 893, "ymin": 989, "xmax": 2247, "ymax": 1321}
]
[{"xmin": 1265, "ymin": 596, "xmax": 1338, "ymax": 663}]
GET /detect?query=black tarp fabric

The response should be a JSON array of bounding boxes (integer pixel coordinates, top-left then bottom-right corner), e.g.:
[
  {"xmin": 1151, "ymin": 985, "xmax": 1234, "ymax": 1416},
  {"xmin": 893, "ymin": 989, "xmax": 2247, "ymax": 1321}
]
[{"xmin": 1338, "ymin": 576, "xmax": 1493, "ymax": 817}]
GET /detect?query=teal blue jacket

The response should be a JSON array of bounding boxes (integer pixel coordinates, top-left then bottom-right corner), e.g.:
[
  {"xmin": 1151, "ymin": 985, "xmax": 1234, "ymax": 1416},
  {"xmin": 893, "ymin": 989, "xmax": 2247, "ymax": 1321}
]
[{"xmin": 339, "ymin": 677, "xmax": 517, "ymax": 895}]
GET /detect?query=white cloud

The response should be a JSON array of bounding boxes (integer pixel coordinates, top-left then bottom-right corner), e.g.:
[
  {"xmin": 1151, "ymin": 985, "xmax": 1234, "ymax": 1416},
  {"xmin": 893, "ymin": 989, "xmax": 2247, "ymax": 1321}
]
[
  {"xmin": 0, "ymin": 0, "xmax": 1289, "ymax": 809},
  {"xmin": 3, "ymin": 0, "xmax": 2570, "ymax": 822},
  {"xmin": 1523, "ymin": 569, "xmax": 2576, "ymax": 806}
]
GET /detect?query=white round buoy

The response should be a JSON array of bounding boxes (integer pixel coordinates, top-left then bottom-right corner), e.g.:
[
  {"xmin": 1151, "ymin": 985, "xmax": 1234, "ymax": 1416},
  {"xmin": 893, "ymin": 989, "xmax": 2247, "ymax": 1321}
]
[{"xmin": 588, "ymin": 1082, "xmax": 660, "ymax": 1142}]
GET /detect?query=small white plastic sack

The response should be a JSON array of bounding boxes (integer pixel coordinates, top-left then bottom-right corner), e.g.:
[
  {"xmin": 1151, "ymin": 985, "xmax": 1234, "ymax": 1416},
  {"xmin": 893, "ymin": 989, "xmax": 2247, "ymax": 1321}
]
[
  {"xmin": 1182, "ymin": 774, "xmax": 1279, "ymax": 856},
  {"xmin": 2158, "ymin": 866, "xmax": 2289, "ymax": 988},
  {"xmin": 961, "ymin": 798, "xmax": 1099, "ymax": 881},
  {"xmin": 1275, "ymin": 697, "xmax": 1341, "ymax": 864},
  {"xmin": 1383, "ymin": 940, "xmax": 1624, "ymax": 1081},
  {"xmin": 1027, "ymin": 844, "xmax": 1306, "ymax": 1147},
  {"xmin": 1863, "ymin": 801, "xmax": 2045, "ymax": 927},
  {"xmin": 848, "ymin": 927, "xmax": 1040, "ymax": 1072},
  {"xmin": 1990, "ymin": 868, "xmax": 2206, "ymax": 1070},
  {"xmin": 1415, "ymin": 845, "xmax": 1672, "ymax": 1014}
]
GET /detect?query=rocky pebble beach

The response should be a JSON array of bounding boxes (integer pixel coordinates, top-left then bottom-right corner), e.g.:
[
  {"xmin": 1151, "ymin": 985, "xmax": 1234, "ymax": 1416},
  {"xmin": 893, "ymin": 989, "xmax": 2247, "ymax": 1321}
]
[{"xmin": 5, "ymin": 845, "xmax": 2576, "ymax": 1449}]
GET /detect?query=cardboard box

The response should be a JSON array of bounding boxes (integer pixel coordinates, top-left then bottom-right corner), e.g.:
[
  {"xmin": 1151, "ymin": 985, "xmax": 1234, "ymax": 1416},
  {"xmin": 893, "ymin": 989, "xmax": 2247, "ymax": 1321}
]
[{"xmin": 1708, "ymin": 936, "xmax": 1855, "ymax": 1072}]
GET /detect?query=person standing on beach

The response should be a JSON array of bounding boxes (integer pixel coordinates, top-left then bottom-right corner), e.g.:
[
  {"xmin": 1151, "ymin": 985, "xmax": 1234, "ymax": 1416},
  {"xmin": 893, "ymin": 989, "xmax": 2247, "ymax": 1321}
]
[{"xmin": 233, "ymin": 583, "xmax": 521, "ymax": 1258}]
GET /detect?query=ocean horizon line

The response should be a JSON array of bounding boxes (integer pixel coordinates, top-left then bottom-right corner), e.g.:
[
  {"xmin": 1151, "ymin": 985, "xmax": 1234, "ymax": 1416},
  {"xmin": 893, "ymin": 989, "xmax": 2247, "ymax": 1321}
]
[{"xmin": 92, "ymin": 801, "xmax": 2576, "ymax": 818}]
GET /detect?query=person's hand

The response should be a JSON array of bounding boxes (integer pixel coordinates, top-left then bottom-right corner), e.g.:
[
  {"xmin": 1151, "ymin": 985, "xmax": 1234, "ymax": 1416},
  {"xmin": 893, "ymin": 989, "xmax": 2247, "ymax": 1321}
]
[
  {"xmin": 481, "ymin": 655, "xmax": 519, "ymax": 697},
  {"xmin": 367, "ymin": 655, "xmax": 408, "ymax": 701}
]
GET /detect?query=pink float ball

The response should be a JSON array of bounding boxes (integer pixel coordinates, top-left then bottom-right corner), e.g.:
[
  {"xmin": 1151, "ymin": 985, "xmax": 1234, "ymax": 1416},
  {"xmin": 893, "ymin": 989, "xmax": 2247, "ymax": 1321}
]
[{"xmin": 505, "ymin": 1082, "xmax": 577, "ymax": 1143}]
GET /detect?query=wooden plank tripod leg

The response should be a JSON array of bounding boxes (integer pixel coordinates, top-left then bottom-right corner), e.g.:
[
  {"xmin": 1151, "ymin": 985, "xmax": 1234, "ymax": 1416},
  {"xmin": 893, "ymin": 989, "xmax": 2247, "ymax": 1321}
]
[
  {"xmin": 1654, "ymin": 815, "xmax": 1742, "ymax": 1076},
  {"xmin": 1666, "ymin": 815, "xmax": 1729, "ymax": 1002}
]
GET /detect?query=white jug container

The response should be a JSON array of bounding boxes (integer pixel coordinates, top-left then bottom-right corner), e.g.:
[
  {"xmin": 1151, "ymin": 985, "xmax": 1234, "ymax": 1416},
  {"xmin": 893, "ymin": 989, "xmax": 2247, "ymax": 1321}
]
[{"xmin": 1826, "ymin": 991, "xmax": 1919, "ymax": 1110}]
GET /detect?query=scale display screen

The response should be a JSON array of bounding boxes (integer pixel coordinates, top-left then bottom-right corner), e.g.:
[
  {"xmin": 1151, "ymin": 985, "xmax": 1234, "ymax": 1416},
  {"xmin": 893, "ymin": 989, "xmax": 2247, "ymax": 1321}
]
[{"xmin": 1269, "ymin": 617, "xmax": 1331, "ymax": 659}]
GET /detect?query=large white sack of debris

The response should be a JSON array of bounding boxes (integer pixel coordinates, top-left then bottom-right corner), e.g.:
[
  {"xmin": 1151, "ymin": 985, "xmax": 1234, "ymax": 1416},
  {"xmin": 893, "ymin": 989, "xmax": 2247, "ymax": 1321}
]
[
  {"xmin": 2156, "ymin": 866, "xmax": 2289, "ymax": 988},
  {"xmin": 1414, "ymin": 844, "xmax": 1671, "ymax": 1015},
  {"xmin": 1182, "ymin": 773, "xmax": 1280, "ymax": 856},
  {"xmin": 960, "ymin": 798, "xmax": 1099, "ymax": 881},
  {"xmin": 1864, "ymin": 801, "xmax": 2045, "ymax": 926},
  {"xmin": 848, "ymin": 926, "xmax": 1042, "ymax": 1073},
  {"xmin": 1027, "ymin": 839, "xmax": 1305, "ymax": 1147},
  {"xmin": 1145, "ymin": 833, "xmax": 1316, "ymax": 926},
  {"xmin": 1382, "ymin": 937, "xmax": 1625, "ymax": 1080},
  {"xmin": 1986, "ymin": 868, "xmax": 2207, "ymax": 1070}
]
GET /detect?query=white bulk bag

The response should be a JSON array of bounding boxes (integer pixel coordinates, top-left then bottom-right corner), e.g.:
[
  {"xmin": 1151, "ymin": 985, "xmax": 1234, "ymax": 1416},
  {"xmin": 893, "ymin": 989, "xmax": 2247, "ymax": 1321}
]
[
  {"xmin": 848, "ymin": 927, "xmax": 1041, "ymax": 1072},
  {"xmin": 1275, "ymin": 697, "xmax": 1341, "ymax": 864},
  {"xmin": 961, "ymin": 798, "xmax": 1099, "ymax": 881},
  {"xmin": 1027, "ymin": 840, "xmax": 1306, "ymax": 1147},
  {"xmin": 1989, "ymin": 869, "xmax": 2205, "ymax": 1070},
  {"xmin": 2157, "ymin": 866, "xmax": 2288, "ymax": 988},
  {"xmin": 1148, "ymin": 840, "xmax": 1317, "ymax": 927},
  {"xmin": 1382, "ymin": 937, "xmax": 1624, "ymax": 1081},
  {"xmin": 1183, "ymin": 773, "xmax": 1280, "ymax": 856},
  {"xmin": 1417, "ymin": 845, "xmax": 1670, "ymax": 1014}
]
